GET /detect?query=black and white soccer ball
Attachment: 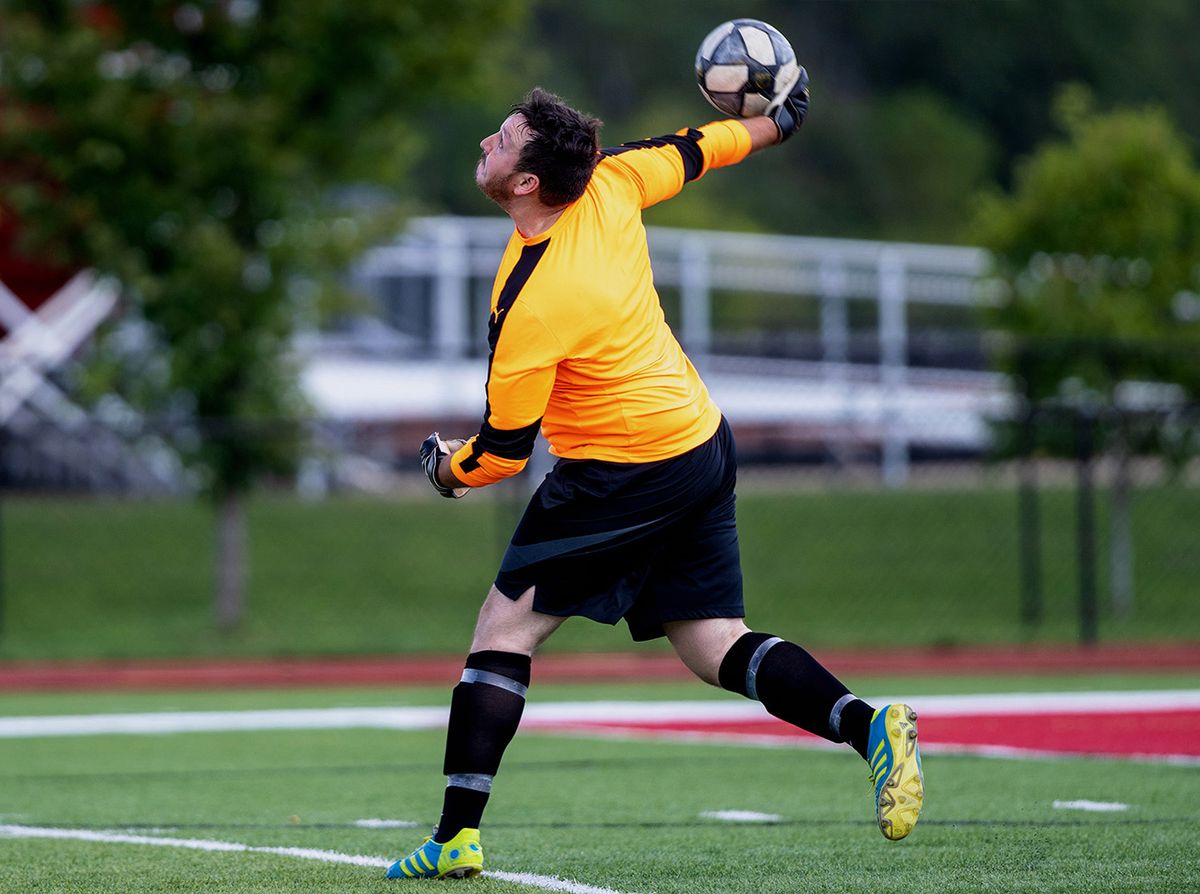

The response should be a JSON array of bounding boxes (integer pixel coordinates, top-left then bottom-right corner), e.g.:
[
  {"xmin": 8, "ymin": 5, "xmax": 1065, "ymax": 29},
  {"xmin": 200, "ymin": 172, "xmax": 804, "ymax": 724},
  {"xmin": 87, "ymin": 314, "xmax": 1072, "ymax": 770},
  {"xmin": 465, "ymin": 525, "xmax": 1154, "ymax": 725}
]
[{"xmin": 695, "ymin": 19, "xmax": 799, "ymax": 118}]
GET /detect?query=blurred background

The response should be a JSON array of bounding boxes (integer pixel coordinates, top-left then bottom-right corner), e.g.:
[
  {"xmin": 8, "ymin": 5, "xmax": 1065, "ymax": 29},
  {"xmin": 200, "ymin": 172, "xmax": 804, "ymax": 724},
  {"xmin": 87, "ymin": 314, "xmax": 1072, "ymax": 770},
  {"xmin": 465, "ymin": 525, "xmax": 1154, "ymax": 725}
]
[{"xmin": 0, "ymin": 0, "xmax": 1197, "ymax": 662}]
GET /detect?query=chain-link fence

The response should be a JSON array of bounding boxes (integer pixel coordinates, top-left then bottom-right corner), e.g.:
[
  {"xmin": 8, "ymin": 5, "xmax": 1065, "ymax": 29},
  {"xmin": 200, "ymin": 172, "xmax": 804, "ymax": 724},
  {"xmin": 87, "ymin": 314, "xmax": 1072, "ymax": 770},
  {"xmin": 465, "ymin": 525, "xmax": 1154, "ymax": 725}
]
[
  {"xmin": 0, "ymin": 394, "xmax": 1196, "ymax": 655},
  {"xmin": 2, "ymin": 219, "xmax": 1197, "ymax": 654}
]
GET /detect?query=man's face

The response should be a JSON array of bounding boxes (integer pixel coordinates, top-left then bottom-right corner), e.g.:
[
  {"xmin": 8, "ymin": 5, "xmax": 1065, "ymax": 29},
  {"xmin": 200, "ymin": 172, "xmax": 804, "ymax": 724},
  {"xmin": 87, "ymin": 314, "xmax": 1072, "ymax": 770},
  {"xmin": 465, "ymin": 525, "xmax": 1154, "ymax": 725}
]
[{"xmin": 476, "ymin": 112, "xmax": 533, "ymax": 204}]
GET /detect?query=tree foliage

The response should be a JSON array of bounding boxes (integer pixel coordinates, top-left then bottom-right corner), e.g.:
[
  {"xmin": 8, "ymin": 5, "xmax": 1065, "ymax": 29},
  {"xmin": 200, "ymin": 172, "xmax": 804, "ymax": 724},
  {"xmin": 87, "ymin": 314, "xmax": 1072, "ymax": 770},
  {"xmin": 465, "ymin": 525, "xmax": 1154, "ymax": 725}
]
[
  {"xmin": 404, "ymin": 0, "xmax": 1200, "ymax": 244},
  {"xmin": 973, "ymin": 89, "xmax": 1200, "ymax": 401},
  {"xmin": 0, "ymin": 0, "xmax": 524, "ymax": 493}
]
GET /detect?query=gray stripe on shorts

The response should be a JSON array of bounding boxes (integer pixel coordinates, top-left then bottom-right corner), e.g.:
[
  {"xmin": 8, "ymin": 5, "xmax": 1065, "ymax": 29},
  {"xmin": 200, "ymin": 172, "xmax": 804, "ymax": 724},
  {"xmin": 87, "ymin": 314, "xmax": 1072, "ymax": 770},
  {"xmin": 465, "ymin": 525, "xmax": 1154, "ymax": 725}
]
[
  {"xmin": 498, "ymin": 518, "xmax": 664, "ymax": 573},
  {"xmin": 460, "ymin": 668, "xmax": 528, "ymax": 698},
  {"xmin": 447, "ymin": 773, "xmax": 494, "ymax": 793},
  {"xmin": 745, "ymin": 636, "xmax": 783, "ymax": 701}
]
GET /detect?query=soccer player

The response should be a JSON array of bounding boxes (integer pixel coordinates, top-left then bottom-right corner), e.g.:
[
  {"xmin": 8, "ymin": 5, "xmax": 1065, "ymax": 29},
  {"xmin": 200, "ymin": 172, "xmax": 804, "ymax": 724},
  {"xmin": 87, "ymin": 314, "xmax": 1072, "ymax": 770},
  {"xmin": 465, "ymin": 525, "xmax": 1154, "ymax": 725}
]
[{"xmin": 387, "ymin": 76, "xmax": 924, "ymax": 881}]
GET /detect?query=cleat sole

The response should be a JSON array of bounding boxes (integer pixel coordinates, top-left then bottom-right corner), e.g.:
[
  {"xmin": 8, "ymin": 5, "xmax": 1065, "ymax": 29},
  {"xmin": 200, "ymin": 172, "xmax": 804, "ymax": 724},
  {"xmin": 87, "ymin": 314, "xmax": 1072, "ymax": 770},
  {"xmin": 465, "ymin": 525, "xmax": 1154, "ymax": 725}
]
[{"xmin": 876, "ymin": 704, "xmax": 924, "ymax": 841}]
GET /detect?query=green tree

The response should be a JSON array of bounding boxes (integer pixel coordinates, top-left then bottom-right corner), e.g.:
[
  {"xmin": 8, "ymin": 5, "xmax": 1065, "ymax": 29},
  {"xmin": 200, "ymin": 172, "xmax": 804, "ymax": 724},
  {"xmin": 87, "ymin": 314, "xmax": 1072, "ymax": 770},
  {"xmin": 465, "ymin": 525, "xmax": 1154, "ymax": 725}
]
[
  {"xmin": 410, "ymin": 0, "xmax": 1200, "ymax": 243},
  {"xmin": 975, "ymin": 89, "xmax": 1200, "ymax": 396},
  {"xmin": 0, "ymin": 0, "xmax": 524, "ymax": 628},
  {"xmin": 973, "ymin": 88, "xmax": 1200, "ymax": 616},
  {"xmin": 835, "ymin": 0, "xmax": 1200, "ymax": 172}
]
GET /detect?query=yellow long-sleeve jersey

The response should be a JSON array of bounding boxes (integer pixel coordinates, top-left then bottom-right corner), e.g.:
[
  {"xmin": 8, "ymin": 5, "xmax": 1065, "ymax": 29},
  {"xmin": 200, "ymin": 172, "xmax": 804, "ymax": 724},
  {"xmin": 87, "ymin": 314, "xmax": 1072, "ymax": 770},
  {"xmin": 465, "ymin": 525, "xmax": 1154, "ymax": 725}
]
[{"xmin": 449, "ymin": 118, "xmax": 754, "ymax": 488}]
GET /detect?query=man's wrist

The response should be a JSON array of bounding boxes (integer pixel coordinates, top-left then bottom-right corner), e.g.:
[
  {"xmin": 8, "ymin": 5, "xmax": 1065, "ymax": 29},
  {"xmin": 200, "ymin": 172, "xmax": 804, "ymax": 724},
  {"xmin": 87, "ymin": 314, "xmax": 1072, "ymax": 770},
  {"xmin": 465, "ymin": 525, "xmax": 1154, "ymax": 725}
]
[
  {"xmin": 436, "ymin": 455, "xmax": 456, "ymax": 488},
  {"xmin": 742, "ymin": 115, "xmax": 784, "ymax": 153},
  {"xmin": 437, "ymin": 442, "xmax": 468, "ymax": 489}
]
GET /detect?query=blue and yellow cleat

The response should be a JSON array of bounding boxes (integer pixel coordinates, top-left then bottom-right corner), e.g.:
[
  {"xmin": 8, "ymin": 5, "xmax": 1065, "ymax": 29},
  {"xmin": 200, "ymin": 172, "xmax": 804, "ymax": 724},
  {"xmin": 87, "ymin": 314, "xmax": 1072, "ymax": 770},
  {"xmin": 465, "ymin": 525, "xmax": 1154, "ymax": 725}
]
[
  {"xmin": 386, "ymin": 828, "xmax": 483, "ymax": 880},
  {"xmin": 866, "ymin": 703, "xmax": 924, "ymax": 841}
]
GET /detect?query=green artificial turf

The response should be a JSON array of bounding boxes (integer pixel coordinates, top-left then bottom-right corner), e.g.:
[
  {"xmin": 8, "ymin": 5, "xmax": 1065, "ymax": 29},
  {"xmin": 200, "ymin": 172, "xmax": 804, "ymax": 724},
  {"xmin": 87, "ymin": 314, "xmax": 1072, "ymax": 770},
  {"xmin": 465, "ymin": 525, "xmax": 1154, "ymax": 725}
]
[
  {"xmin": 1, "ymin": 482, "xmax": 1197, "ymax": 661},
  {"xmin": 0, "ymin": 687, "xmax": 1197, "ymax": 894}
]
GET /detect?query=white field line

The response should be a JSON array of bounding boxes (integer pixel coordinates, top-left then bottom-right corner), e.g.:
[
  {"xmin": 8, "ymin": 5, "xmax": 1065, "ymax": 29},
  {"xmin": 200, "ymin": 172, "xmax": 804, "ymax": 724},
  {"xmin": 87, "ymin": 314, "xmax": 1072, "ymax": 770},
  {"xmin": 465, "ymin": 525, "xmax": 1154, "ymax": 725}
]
[
  {"xmin": 1052, "ymin": 800, "xmax": 1130, "ymax": 812},
  {"xmin": 700, "ymin": 810, "xmax": 783, "ymax": 823},
  {"xmin": 487, "ymin": 870, "xmax": 640, "ymax": 894},
  {"xmin": 1, "ymin": 690, "xmax": 1198, "ymax": 739},
  {"xmin": 353, "ymin": 818, "xmax": 420, "ymax": 829},
  {"xmin": 0, "ymin": 706, "xmax": 450, "ymax": 738},
  {"xmin": 918, "ymin": 741, "xmax": 1200, "ymax": 766},
  {"xmin": 0, "ymin": 823, "xmax": 389, "ymax": 868},
  {"xmin": 0, "ymin": 824, "xmax": 640, "ymax": 894},
  {"xmin": 868, "ymin": 690, "xmax": 1200, "ymax": 716}
]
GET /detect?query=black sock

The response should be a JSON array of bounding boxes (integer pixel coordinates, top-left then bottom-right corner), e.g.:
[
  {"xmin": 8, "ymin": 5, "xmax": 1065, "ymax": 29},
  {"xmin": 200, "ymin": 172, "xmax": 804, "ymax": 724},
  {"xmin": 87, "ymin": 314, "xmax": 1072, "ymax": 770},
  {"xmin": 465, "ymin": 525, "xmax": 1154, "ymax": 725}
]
[
  {"xmin": 718, "ymin": 632, "xmax": 874, "ymax": 759},
  {"xmin": 435, "ymin": 650, "xmax": 531, "ymax": 842},
  {"xmin": 835, "ymin": 698, "xmax": 874, "ymax": 761}
]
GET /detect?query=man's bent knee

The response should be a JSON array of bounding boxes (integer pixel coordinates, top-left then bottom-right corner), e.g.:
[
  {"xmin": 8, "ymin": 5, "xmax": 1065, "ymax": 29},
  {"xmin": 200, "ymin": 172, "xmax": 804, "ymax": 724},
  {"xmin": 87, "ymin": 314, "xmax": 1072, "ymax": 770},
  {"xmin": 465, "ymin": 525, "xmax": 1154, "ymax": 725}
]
[
  {"xmin": 664, "ymin": 616, "xmax": 751, "ymax": 686},
  {"xmin": 470, "ymin": 585, "xmax": 564, "ymax": 655}
]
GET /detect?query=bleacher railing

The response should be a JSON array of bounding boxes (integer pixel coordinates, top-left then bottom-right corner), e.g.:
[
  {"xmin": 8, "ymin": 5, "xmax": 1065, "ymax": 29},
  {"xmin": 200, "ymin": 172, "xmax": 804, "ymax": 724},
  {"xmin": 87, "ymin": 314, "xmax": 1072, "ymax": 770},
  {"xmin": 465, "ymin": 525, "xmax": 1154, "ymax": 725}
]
[{"xmin": 345, "ymin": 216, "xmax": 1000, "ymax": 484}]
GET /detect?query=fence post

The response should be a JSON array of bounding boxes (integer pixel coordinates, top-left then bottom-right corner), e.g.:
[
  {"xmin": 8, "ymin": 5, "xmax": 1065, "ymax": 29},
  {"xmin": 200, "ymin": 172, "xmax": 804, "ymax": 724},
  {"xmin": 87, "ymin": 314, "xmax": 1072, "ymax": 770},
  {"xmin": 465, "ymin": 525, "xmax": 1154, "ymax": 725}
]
[
  {"xmin": 1075, "ymin": 406, "xmax": 1099, "ymax": 645},
  {"xmin": 819, "ymin": 257, "xmax": 849, "ymax": 368},
  {"xmin": 1109, "ymin": 410, "xmax": 1135, "ymax": 618},
  {"xmin": 820, "ymin": 258, "xmax": 851, "ymax": 465},
  {"xmin": 879, "ymin": 249, "xmax": 908, "ymax": 486},
  {"xmin": 431, "ymin": 219, "xmax": 469, "ymax": 359},
  {"xmin": 1017, "ymin": 400, "xmax": 1043, "ymax": 628},
  {"xmin": 679, "ymin": 236, "xmax": 712, "ymax": 363},
  {"xmin": 0, "ymin": 425, "xmax": 5, "ymax": 640}
]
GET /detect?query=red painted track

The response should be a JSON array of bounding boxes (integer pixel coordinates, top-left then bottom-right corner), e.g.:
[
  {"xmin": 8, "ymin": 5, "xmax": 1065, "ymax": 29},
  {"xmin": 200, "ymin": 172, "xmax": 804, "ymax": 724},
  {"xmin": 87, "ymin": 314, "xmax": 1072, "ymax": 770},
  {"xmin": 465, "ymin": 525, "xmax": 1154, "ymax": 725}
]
[
  {"xmin": 1, "ymin": 643, "xmax": 1199, "ymax": 691},
  {"xmin": 541, "ymin": 710, "xmax": 1200, "ymax": 759}
]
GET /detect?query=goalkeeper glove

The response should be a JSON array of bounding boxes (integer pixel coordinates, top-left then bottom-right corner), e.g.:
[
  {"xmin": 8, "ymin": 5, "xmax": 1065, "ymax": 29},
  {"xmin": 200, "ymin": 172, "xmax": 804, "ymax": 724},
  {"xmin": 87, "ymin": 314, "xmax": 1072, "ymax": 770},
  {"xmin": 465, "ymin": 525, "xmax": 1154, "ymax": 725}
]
[
  {"xmin": 419, "ymin": 432, "xmax": 469, "ymax": 499},
  {"xmin": 766, "ymin": 65, "xmax": 809, "ymax": 142}
]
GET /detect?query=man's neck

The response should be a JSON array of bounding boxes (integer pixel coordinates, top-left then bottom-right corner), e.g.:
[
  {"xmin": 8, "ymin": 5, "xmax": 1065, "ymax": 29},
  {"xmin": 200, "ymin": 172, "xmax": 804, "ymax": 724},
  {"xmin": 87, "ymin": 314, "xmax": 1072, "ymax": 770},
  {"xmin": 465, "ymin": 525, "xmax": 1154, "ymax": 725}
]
[{"xmin": 507, "ymin": 198, "xmax": 569, "ymax": 239}]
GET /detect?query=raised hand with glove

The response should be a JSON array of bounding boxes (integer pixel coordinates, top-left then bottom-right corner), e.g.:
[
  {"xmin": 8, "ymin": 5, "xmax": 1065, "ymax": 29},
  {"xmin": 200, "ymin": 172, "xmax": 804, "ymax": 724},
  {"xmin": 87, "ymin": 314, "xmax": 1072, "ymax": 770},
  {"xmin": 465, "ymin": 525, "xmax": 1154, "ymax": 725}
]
[
  {"xmin": 766, "ymin": 64, "xmax": 809, "ymax": 142},
  {"xmin": 419, "ymin": 432, "xmax": 470, "ymax": 499}
]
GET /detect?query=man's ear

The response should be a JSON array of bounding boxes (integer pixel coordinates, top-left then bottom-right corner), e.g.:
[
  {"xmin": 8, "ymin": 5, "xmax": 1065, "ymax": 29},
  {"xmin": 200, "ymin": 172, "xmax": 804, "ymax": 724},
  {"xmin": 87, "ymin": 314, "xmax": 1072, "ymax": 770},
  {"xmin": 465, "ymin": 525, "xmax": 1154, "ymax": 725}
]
[{"xmin": 511, "ymin": 172, "xmax": 539, "ymax": 198}]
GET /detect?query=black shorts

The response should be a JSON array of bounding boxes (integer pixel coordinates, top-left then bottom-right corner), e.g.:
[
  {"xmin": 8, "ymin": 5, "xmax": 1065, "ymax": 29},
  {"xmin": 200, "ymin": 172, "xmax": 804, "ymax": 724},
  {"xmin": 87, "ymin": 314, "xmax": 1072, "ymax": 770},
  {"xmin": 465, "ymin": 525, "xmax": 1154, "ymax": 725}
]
[{"xmin": 493, "ymin": 416, "xmax": 744, "ymax": 641}]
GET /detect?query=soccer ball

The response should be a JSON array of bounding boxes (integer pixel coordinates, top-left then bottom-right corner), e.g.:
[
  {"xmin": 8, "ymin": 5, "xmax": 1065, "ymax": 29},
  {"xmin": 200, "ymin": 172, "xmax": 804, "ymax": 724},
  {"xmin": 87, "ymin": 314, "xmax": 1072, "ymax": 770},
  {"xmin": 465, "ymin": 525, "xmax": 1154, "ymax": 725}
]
[{"xmin": 695, "ymin": 19, "xmax": 799, "ymax": 118}]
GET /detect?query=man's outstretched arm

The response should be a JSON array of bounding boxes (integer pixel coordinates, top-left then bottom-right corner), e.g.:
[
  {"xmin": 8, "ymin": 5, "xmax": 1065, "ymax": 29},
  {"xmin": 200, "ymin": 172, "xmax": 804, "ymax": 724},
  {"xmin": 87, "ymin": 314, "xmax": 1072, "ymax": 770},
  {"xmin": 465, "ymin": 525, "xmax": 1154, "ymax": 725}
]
[
  {"xmin": 601, "ymin": 112, "xmax": 801, "ymax": 210},
  {"xmin": 742, "ymin": 115, "xmax": 782, "ymax": 154}
]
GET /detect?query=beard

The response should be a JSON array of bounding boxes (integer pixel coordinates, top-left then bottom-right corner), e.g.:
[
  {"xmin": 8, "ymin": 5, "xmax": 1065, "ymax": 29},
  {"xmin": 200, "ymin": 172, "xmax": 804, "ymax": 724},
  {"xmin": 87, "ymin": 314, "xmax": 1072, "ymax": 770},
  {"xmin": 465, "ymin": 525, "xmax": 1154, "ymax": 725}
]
[{"xmin": 476, "ymin": 158, "xmax": 515, "ymax": 206}]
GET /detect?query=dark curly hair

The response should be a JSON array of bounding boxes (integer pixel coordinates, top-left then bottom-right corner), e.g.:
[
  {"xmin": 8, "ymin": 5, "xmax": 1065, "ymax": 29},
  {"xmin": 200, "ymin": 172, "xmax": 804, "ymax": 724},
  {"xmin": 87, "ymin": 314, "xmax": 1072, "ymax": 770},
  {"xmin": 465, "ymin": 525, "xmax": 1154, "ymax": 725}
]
[{"xmin": 511, "ymin": 87, "xmax": 602, "ymax": 207}]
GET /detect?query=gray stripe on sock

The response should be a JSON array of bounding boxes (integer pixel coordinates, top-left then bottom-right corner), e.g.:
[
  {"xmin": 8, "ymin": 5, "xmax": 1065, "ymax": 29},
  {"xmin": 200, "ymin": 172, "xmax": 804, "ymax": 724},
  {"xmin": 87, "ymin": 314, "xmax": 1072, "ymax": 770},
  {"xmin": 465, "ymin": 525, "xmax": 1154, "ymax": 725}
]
[
  {"xmin": 447, "ymin": 773, "xmax": 494, "ymax": 793},
  {"xmin": 745, "ymin": 636, "xmax": 784, "ymax": 701},
  {"xmin": 828, "ymin": 693, "xmax": 857, "ymax": 741},
  {"xmin": 460, "ymin": 668, "xmax": 528, "ymax": 698}
]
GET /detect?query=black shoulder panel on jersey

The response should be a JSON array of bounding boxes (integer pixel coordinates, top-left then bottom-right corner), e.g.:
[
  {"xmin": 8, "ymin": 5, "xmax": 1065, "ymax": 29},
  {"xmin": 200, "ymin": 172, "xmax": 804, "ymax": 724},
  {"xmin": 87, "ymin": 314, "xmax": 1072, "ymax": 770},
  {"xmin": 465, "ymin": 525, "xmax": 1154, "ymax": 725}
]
[
  {"xmin": 488, "ymin": 239, "xmax": 551, "ymax": 354},
  {"xmin": 460, "ymin": 238, "xmax": 552, "ymax": 474},
  {"xmin": 601, "ymin": 128, "xmax": 705, "ymax": 182}
]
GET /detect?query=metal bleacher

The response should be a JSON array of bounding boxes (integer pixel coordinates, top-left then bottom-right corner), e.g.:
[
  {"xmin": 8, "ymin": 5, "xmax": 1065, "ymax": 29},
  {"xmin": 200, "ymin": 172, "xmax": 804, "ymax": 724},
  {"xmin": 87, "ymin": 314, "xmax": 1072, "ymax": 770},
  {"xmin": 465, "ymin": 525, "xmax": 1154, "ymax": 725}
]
[
  {"xmin": 0, "ymin": 272, "xmax": 183, "ymax": 493},
  {"xmin": 300, "ymin": 216, "xmax": 1011, "ymax": 486},
  {"xmin": 0, "ymin": 218, "xmax": 1013, "ymax": 493}
]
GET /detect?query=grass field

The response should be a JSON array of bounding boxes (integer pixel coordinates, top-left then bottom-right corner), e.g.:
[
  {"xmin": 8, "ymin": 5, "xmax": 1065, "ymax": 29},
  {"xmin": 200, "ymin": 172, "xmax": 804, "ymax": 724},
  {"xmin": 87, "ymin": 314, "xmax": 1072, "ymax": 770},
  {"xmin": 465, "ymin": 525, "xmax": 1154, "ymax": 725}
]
[
  {"xmin": 1, "ymin": 676, "xmax": 1198, "ymax": 894},
  {"xmin": 6, "ymin": 474, "xmax": 1196, "ymax": 893},
  {"xmin": 3, "ymin": 482, "xmax": 1198, "ymax": 661}
]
